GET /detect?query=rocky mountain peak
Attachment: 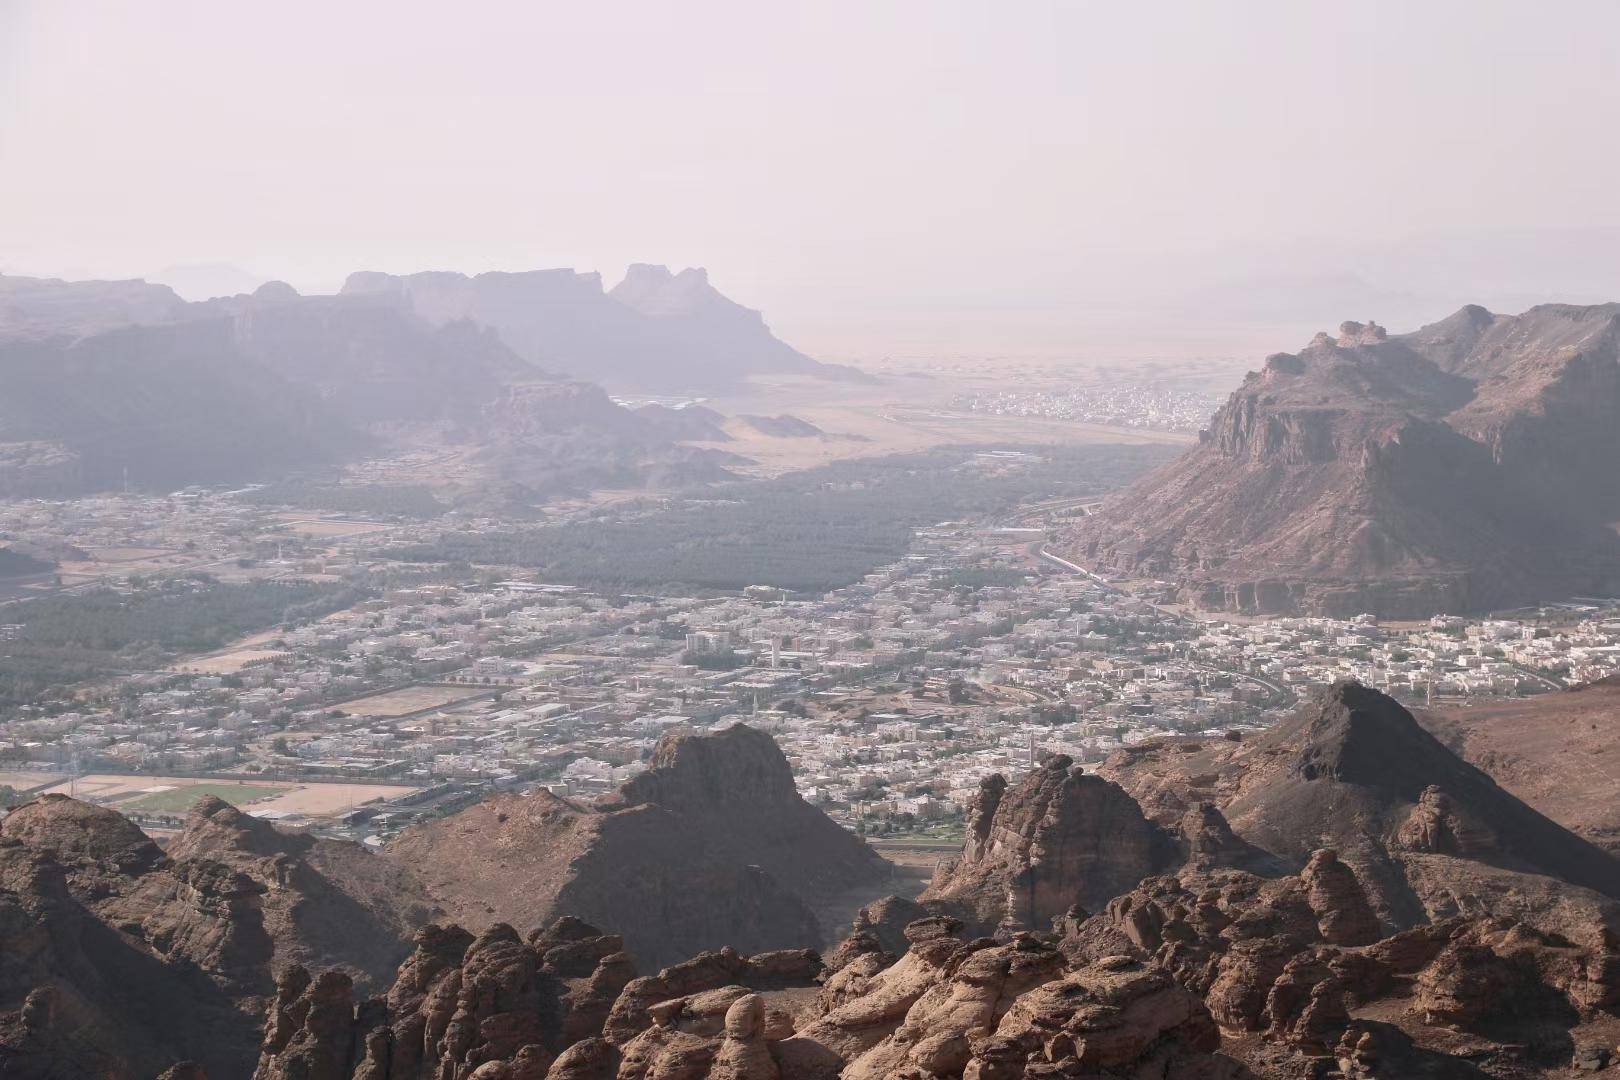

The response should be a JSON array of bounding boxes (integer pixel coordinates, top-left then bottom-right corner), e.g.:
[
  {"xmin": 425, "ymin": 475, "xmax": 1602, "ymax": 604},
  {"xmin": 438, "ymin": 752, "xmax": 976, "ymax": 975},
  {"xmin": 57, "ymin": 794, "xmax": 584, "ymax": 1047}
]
[
  {"xmin": 250, "ymin": 280, "xmax": 300, "ymax": 303},
  {"xmin": 387, "ymin": 724, "xmax": 888, "ymax": 968},
  {"xmin": 610, "ymin": 264, "xmax": 716, "ymax": 318},
  {"xmin": 1275, "ymin": 679, "xmax": 1463, "ymax": 793},
  {"xmin": 168, "ymin": 794, "xmax": 313, "ymax": 862},
  {"xmin": 607, "ymin": 723, "xmax": 799, "ymax": 814}
]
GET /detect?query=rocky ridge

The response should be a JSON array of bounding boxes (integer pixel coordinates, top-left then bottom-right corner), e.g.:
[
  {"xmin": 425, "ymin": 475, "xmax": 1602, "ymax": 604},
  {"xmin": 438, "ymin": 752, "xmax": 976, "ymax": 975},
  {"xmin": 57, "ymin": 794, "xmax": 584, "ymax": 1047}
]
[{"xmin": 0, "ymin": 792, "xmax": 438, "ymax": 1078}]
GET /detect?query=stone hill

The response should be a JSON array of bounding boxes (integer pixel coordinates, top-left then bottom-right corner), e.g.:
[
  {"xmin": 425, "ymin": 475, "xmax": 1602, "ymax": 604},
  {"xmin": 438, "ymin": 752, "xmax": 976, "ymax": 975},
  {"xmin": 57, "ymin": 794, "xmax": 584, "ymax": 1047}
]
[
  {"xmin": 919, "ymin": 758, "xmax": 1180, "ymax": 933},
  {"xmin": 1066, "ymin": 305, "xmax": 1620, "ymax": 616},
  {"xmin": 253, "ymin": 855, "xmax": 1620, "ymax": 1079},
  {"xmin": 0, "ymin": 792, "xmax": 442, "ymax": 1078},
  {"xmin": 1098, "ymin": 681, "xmax": 1620, "ymax": 931},
  {"xmin": 386, "ymin": 724, "xmax": 892, "ymax": 969}
]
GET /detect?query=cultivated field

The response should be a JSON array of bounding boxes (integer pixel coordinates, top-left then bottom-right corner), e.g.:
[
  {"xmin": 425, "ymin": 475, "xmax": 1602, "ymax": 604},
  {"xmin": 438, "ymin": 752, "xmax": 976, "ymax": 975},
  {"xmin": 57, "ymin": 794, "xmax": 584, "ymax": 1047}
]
[{"xmin": 0, "ymin": 769, "xmax": 64, "ymax": 791}]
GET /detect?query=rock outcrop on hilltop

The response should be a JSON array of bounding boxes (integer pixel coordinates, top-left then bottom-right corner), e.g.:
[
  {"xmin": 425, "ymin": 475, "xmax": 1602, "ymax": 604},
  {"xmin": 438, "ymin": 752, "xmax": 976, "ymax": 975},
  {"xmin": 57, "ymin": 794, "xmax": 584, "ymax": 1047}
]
[
  {"xmin": 1066, "ymin": 305, "xmax": 1620, "ymax": 616},
  {"xmin": 386, "ymin": 723, "xmax": 892, "ymax": 968},
  {"xmin": 0, "ymin": 793, "xmax": 438, "ymax": 1078},
  {"xmin": 919, "ymin": 757, "xmax": 1179, "ymax": 933},
  {"xmin": 1062, "ymin": 861, "xmax": 1620, "ymax": 1077}
]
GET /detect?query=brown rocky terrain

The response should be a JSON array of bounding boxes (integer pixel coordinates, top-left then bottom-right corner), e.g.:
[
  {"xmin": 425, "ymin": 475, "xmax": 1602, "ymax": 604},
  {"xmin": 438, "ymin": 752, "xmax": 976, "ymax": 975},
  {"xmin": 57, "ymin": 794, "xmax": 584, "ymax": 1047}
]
[
  {"xmin": 918, "ymin": 759, "xmax": 1182, "ymax": 932},
  {"xmin": 15, "ymin": 686, "xmax": 1620, "ymax": 1077},
  {"xmin": 0, "ymin": 793, "xmax": 436, "ymax": 1078},
  {"xmin": 1066, "ymin": 305, "xmax": 1620, "ymax": 617},
  {"xmin": 252, "ymin": 912, "xmax": 1250, "ymax": 1080},
  {"xmin": 1097, "ymin": 681, "xmax": 1620, "ymax": 930},
  {"xmin": 1416, "ymin": 677, "xmax": 1620, "ymax": 856},
  {"xmin": 166, "ymin": 796, "xmax": 440, "ymax": 988},
  {"xmin": 251, "ymin": 851, "xmax": 1620, "ymax": 1079},
  {"xmin": 386, "ymin": 723, "xmax": 893, "ymax": 969}
]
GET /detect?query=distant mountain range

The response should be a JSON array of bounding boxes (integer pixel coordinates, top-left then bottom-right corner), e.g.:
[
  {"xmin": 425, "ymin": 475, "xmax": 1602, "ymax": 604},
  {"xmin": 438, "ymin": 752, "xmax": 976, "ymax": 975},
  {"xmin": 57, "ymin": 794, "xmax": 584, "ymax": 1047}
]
[
  {"xmin": 0, "ymin": 267, "xmax": 851, "ymax": 501},
  {"xmin": 1066, "ymin": 303, "xmax": 1620, "ymax": 616},
  {"xmin": 342, "ymin": 264, "xmax": 861, "ymax": 392}
]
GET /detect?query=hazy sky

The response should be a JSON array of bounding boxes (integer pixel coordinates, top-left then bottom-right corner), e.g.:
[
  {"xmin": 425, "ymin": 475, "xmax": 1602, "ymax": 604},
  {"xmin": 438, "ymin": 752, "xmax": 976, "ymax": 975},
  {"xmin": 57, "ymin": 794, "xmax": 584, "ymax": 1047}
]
[{"xmin": 5, "ymin": 0, "xmax": 1620, "ymax": 358}]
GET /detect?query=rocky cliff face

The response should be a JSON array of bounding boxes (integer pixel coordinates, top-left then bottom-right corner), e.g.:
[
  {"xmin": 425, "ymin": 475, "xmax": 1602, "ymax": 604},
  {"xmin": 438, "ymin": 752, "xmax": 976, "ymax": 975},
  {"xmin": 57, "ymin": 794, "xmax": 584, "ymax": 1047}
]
[
  {"xmin": 1066, "ymin": 306, "xmax": 1620, "ymax": 617},
  {"xmin": 387, "ymin": 724, "xmax": 891, "ymax": 969}
]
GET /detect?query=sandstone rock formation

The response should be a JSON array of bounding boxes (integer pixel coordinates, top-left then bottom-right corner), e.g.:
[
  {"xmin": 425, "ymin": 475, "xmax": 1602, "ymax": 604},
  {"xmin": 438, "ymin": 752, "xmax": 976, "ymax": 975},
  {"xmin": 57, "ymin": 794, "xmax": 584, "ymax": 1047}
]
[
  {"xmin": 1067, "ymin": 305, "xmax": 1620, "ymax": 616},
  {"xmin": 15, "ymin": 682, "xmax": 1620, "ymax": 1078},
  {"xmin": 387, "ymin": 723, "xmax": 891, "ymax": 967},
  {"xmin": 919, "ymin": 755, "xmax": 1177, "ymax": 932},
  {"xmin": 257, "ymin": 912, "xmax": 1249, "ymax": 1080}
]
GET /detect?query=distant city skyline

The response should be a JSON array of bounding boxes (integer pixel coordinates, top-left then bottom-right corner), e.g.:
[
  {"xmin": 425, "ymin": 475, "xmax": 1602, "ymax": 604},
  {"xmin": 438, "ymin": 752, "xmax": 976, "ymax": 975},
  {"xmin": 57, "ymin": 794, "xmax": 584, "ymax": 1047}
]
[{"xmin": 6, "ymin": 0, "xmax": 1620, "ymax": 359}]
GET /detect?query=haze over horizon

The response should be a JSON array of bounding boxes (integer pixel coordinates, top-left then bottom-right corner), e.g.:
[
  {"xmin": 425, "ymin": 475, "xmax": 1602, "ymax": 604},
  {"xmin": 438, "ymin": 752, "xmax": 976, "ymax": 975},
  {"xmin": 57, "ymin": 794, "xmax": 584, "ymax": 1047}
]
[{"xmin": 5, "ymin": 0, "xmax": 1620, "ymax": 360}]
